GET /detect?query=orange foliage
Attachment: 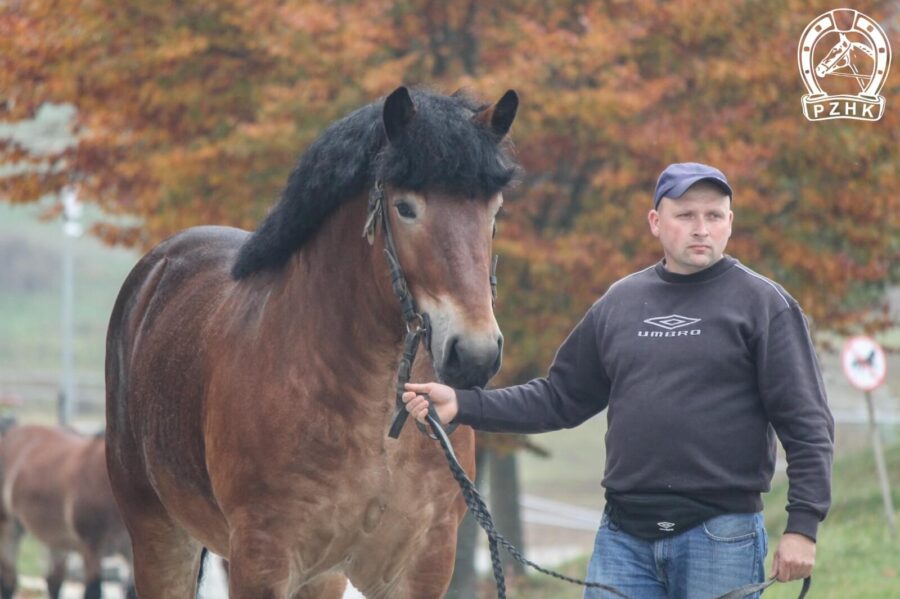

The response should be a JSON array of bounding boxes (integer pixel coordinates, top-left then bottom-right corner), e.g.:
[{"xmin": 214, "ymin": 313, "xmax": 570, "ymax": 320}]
[{"xmin": 2, "ymin": 0, "xmax": 898, "ymax": 382}]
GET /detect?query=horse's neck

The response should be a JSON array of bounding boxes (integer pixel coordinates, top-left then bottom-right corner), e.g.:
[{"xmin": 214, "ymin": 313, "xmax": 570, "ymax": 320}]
[{"xmin": 274, "ymin": 196, "xmax": 405, "ymax": 385}]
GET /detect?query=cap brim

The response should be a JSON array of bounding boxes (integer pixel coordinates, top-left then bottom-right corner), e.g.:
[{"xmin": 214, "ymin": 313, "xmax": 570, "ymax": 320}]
[{"xmin": 662, "ymin": 176, "xmax": 733, "ymax": 205}]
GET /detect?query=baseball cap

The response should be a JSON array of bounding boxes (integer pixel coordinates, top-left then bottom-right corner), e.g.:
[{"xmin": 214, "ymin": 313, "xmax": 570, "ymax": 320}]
[{"xmin": 653, "ymin": 162, "xmax": 733, "ymax": 209}]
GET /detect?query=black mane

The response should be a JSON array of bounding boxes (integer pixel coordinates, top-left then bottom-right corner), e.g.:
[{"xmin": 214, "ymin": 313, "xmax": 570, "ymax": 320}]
[{"xmin": 231, "ymin": 89, "xmax": 519, "ymax": 279}]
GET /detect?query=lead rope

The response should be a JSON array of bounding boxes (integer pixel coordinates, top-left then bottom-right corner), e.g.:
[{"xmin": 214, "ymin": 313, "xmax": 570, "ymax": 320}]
[
  {"xmin": 367, "ymin": 181, "xmax": 807, "ymax": 599},
  {"xmin": 714, "ymin": 576, "xmax": 811, "ymax": 599},
  {"xmin": 424, "ymin": 406, "xmax": 812, "ymax": 599},
  {"xmin": 423, "ymin": 405, "xmax": 629, "ymax": 598}
]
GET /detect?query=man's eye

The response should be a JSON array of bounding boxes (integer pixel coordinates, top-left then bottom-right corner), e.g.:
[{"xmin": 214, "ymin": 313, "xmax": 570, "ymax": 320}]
[{"xmin": 396, "ymin": 202, "xmax": 416, "ymax": 219}]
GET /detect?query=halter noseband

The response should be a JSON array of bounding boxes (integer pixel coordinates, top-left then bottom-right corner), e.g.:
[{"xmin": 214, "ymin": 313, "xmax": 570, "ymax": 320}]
[{"xmin": 364, "ymin": 181, "xmax": 497, "ymax": 439}]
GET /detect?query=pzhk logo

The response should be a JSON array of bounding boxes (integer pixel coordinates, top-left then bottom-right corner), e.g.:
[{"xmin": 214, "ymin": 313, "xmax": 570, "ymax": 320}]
[
  {"xmin": 638, "ymin": 315, "xmax": 702, "ymax": 338},
  {"xmin": 798, "ymin": 9, "xmax": 891, "ymax": 121}
]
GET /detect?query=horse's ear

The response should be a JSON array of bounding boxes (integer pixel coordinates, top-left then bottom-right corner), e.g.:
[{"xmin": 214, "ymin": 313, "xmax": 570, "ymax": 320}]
[
  {"xmin": 474, "ymin": 89, "xmax": 519, "ymax": 138},
  {"xmin": 383, "ymin": 86, "xmax": 416, "ymax": 144}
]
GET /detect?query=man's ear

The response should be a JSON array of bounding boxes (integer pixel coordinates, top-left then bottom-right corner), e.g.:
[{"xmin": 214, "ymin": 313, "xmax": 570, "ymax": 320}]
[{"xmin": 648, "ymin": 209, "xmax": 661, "ymax": 237}]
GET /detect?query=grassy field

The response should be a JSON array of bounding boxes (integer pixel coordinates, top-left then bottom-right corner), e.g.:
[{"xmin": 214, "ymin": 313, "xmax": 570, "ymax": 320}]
[
  {"xmin": 0, "ymin": 202, "xmax": 138, "ymax": 375},
  {"xmin": 510, "ymin": 441, "xmax": 900, "ymax": 599}
]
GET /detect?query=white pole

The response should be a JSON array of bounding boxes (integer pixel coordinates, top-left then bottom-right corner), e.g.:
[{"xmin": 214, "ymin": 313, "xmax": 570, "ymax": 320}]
[
  {"xmin": 59, "ymin": 186, "xmax": 82, "ymax": 426},
  {"xmin": 865, "ymin": 390, "xmax": 896, "ymax": 536}
]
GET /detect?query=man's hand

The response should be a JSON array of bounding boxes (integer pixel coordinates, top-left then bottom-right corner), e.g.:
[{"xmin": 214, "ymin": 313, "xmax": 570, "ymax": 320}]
[
  {"xmin": 771, "ymin": 533, "xmax": 816, "ymax": 582},
  {"xmin": 402, "ymin": 382, "xmax": 458, "ymax": 426}
]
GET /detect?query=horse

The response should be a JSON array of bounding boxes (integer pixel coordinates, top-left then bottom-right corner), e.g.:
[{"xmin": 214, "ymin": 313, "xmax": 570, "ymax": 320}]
[
  {"xmin": 105, "ymin": 86, "xmax": 519, "ymax": 598},
  {"xmin": 0, "ymin": 424, "xmax": 135, "ymax": 599}
]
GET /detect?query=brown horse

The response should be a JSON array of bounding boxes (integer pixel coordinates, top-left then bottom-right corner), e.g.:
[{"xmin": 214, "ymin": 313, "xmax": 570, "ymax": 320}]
[
  {"xmin": 105, "ymin": 86, "xmax": 519, "ymax": 598},
  {"xmin": 0, "ymin": 424, "xmax": 135, "ymax": 599}
]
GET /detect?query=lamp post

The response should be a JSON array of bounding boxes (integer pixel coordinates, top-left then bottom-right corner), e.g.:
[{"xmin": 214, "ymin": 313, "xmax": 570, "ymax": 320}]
[{"xmin": 59, "ymin": 185, "xmax": 82, "ymax": 426}]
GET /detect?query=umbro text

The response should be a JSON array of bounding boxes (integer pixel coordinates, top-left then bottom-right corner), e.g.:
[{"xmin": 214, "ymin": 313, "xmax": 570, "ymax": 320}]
[{"xmin": 638, "ymin": 329, "xmax": 701, "ymax": 337}]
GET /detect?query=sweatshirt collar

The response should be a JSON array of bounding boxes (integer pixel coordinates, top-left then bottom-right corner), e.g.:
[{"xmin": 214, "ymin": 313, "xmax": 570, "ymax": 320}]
[{"xmin": 654, "ymin": 255, "xmax": 737, "ymax": 284}]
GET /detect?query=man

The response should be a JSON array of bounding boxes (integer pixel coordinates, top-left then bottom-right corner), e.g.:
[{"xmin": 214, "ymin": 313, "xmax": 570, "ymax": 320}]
[{"xmin": 403, "ymin": 163, "xmax": 834, "ymax": 598}]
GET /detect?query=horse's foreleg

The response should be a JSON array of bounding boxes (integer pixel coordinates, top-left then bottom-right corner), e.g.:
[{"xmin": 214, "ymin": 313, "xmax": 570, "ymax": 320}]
[
  {"xmin": 118, "ymin": 538, "xmax": 137, "ymax": 599},
  {"xmin": 0, "ymin": 518, "xmax": 22, "ymax": 599},
  {"xmin": 80, "ymin": 550, "xmax": 103, "ymax": 599},
  {"xmin": 45, "ymin": 549, "xmax": 67, "ymax": 599}
]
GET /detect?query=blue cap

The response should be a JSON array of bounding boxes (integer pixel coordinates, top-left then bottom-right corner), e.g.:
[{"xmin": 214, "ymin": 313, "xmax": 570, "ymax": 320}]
[{"xmin": 653, "ymin": 162, "xmax": 733, "ymax": 209}]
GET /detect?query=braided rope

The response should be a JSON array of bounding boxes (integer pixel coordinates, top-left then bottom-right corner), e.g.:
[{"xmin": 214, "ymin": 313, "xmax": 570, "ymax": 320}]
[
  {"xmin": 424, "ymin": 409, "xmax": 812, "ymax": 599},
  {"xmin": 425, "ymin": 409, "xmax": 629, "ymax": 599}
]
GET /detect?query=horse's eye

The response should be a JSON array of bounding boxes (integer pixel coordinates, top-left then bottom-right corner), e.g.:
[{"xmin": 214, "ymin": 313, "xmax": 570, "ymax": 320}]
[
  {"xmin": 395, "ymin": 202, "xmax": 416, "ymax": 219},
  {"xmin": 492, "ymin": 220, "xmax": 497, "ymax": 239}
]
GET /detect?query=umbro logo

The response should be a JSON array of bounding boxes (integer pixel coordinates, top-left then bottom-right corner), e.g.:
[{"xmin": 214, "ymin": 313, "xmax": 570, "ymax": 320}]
[
  {"xmin": 638, "ymin": 314, "xmax": 702, "ymax": 338},
  {"xmin": 657, "ymin": 521, "xmax": 676, "ymax": 532},
  {"xmin": 643, "ymin": 315, "xmax": 701, "ymax": 330}
]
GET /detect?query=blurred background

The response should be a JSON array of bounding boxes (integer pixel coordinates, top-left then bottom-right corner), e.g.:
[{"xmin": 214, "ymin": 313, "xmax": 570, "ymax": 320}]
[{"xmin": 1, "ymin": 1, "xmax": 898, "ymax": 597}]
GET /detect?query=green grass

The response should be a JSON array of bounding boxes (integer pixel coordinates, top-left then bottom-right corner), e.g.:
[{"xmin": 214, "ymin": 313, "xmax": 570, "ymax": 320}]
[
  {"xmin": 762, "ymin": 443, "xmax": 900, "ymax": 599},
  {"xmin": 510, "ymin": 442, "xmax": 900, "ymax": 598},
  {"xmin": 17, "ymin": 535, "xmax": 45, "ymax": 578},
  {"xmin": 518, "ymin": 416, "xmax": 607, "ymax": 510}
]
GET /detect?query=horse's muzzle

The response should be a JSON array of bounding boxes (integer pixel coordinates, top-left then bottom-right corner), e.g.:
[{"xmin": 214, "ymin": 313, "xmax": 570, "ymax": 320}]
[{"xmin": 439, "ymin": 333, "xmax": 503, "ymax": 389}]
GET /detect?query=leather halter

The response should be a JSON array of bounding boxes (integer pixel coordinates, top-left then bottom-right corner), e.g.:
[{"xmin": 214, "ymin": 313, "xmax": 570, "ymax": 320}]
[{"xmin": 365, "ymin": 181, "xmax": 497, "ymax": 439}]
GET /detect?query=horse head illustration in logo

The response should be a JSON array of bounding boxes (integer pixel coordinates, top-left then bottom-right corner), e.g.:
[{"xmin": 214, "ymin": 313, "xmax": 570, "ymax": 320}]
[{"xmin": 798, "ymin": 9, "xmax": 891, "ymax": 121}]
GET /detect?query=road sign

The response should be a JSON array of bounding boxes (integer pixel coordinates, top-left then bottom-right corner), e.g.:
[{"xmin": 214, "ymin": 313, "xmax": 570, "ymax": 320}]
[{"xmin": 841, "ymin": 336, "xmax": 887, "ymax": 391}]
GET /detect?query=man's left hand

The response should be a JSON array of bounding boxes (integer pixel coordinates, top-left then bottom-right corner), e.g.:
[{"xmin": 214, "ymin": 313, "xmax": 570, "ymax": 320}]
[{"xmin": 771, "ymin": 532, "xmax": 816, "ymax": 582}]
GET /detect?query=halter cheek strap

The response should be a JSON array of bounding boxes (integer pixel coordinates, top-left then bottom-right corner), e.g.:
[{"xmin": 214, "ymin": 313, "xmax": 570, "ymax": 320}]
[{"xmin": 365, "ymin": 181, "xmax": 464, "ymax": 439}]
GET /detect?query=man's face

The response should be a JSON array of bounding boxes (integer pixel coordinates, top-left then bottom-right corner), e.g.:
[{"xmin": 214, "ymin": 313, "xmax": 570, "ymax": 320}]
[{"xmin": 648, "ymin": 186, "xmax": 733, "ymax": 275}]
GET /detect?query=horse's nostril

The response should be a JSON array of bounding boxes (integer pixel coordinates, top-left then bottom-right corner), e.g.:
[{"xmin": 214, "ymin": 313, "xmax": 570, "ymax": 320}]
[
  {"xmin": 446, "ymin": 336, "xmax": 462, "ymax": 372},
  {"xmin": 491, "ymin": 335, "xmax": 503, "ymax": 373},
  {"xmin": 441, "ymin": 334, "xmax": 503, "ymax": 388}
]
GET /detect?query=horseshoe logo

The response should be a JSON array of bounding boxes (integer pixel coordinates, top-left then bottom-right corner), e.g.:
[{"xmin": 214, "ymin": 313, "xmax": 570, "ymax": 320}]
[{"xmin": 798, "ymin": 9, "xmax": 891, "ymax": 121}]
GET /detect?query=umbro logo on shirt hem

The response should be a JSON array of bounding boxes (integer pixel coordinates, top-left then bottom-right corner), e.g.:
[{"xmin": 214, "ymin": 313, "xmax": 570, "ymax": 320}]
[
  {"xmin": 638, "ymin": 314, "xmax": 702, "ymax": 337},
  {"xmin": 657, "ymin": 521, "xmax": 676, "ymax": 532}
]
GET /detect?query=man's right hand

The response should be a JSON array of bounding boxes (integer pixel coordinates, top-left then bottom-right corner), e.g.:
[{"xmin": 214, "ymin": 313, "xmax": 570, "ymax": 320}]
[{"xmin": 403, "ymin": 382, "xmax": 458, "ymax": 426}]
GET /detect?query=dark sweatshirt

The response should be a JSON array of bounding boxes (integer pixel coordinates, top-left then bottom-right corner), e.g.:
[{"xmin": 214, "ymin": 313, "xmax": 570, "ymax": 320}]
[{"xmin": 455, "ymin": 256, "xmax": 834, "ymax": 540}]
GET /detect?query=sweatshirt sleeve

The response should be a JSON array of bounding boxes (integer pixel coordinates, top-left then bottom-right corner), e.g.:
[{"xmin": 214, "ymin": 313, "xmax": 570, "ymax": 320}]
[
  {"xmin": 454, "ymin": 304, "xmax": 610, "ymax": 433},
  {"xmin": 756, "ymin": 305, "xmax": 834, "ymax": 540}
]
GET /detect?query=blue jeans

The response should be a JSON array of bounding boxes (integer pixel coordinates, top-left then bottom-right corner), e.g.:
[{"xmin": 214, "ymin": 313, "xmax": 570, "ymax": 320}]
[{"xmin": 584, "ymin": 511, "xmax": 767, "ymax": 599}]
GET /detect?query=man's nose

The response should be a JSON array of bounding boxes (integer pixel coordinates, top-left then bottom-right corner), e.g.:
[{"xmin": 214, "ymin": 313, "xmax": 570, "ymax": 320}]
[{"xmin": 693, "ymin": 218, "xmax": 710, "ymax": 236}]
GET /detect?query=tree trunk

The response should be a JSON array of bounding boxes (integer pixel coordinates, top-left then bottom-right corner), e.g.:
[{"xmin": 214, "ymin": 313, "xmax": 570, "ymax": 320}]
[
  {"xmin": 447, "ymin": 444, "xmax": 487, "ymax": 598},
  {"xmin": 488, "ymin": 448, "xmax": 525, "ymax": 576}
]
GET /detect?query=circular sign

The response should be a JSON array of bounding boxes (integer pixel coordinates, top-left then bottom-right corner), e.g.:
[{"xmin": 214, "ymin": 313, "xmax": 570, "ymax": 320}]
[{"xmin": 841, "ymin": 336, "xmax": 887, "ymax": 391}]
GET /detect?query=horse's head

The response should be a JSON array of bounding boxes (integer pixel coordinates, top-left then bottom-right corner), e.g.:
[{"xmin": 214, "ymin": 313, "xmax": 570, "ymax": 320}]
[
  {"xmin": 815, "ymin": 33, "xmax": 851, "ymax": 77},
  {"xmin": 377, "ymin": 87, "xmax": 519, "ymax": 389}
]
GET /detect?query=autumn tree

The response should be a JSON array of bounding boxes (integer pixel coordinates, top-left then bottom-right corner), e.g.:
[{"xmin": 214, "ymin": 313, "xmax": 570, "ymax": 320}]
[{"xmin": 3, "ymin": 2, "xmax": 898, "ymax": 591}]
